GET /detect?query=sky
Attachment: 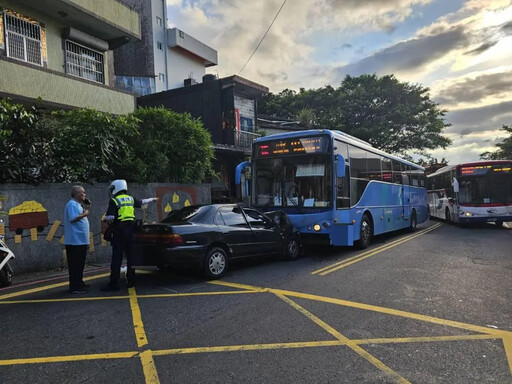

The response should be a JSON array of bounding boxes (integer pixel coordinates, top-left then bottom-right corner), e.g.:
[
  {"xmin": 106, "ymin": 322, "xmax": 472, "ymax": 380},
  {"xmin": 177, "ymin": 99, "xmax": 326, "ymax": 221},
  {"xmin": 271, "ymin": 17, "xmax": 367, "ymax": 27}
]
[{"xmin": 166, "ymin": 0, "xmax": 512, "ymax": 164}]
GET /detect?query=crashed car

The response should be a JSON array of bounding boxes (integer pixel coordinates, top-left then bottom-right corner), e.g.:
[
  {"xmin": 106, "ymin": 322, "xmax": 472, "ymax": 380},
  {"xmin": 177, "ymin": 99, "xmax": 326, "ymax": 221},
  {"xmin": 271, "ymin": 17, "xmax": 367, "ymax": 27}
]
[{"xmin": 133, "ymin": 204, "xmax": 301, "ymax": 278}]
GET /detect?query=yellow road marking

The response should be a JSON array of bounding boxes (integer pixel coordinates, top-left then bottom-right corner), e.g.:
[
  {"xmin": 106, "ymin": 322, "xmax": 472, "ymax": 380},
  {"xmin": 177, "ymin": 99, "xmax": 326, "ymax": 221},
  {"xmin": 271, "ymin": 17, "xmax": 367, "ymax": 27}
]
[
  {"xmin": 0, "ymin": 273, "xmax": 110, "ymax": 301},
  {"xmin": 502, "ymin": 334, "xmax": 512, "ymax": 374},
  {"xmin": 89, "ymin": 232, "xmax": 95, "ymax": 252},
  {"xmin": 129, "ymin": 287, "xmax": 148, "ymax": 348},
  {"xmin": 46, "ymin": 220, "xmax": 60, "ymax": 241},
  {"xmin": 0, "ymin": 223, "xmax": 4, "ymax": 236},
  {"xmin": 0, "ymin": 351, "xmax": 138, "ymax": 366},
  {"xmin": 15, "ymin": 234, "xmax": 21, "ymax": 243},
  {"xmin": 152, "ymin": 340, "xmax": 345, "ymax": 356},
  {"xmin": 275, "ymin": 293, "xmax": 410, "ymax": 384},
  {"xmin": 31, "ymin": 228, "xmax": 37, "ymax": 241},
  {"xmin": 312, "ymin": 223, "xmax": 442, "ymax": 275},
  {"xmin": 208, "ymin": 281, "xmax": 511, "ymax": 337},
  {"xmin": 140, "ymin": 350, "xmax": 160, "ymax": 384},
  {"xmin": 354, "ymin": 334, "xmax": 501, "ymax": 344}
]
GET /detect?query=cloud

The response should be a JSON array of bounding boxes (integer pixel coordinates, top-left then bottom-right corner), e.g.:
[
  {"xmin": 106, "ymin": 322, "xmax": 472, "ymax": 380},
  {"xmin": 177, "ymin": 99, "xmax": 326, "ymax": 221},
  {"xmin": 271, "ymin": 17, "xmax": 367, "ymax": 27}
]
[{"xmin": 433, "ymin": 67, "xmax": 512, "ymax": 109}]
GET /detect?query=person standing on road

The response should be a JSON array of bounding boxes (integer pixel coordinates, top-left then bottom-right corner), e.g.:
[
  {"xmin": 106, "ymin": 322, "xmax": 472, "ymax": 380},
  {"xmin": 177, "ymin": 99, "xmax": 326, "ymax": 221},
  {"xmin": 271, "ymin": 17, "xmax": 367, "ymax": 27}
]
[
  {"xmin": 101, "ymin": 180, "xmax": 158, "ymax": 291},
  {"xmin": 63, "ymin": 185, "xmax": 91, "ymax": 294}
]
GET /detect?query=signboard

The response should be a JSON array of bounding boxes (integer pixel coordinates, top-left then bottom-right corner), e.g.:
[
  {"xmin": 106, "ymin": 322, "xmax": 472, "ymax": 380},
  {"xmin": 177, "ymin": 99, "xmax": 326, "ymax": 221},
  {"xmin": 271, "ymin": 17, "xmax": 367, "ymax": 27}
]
[{"xmin": 255, "ymin": 136, "xmax": 329, "ymax": 157}]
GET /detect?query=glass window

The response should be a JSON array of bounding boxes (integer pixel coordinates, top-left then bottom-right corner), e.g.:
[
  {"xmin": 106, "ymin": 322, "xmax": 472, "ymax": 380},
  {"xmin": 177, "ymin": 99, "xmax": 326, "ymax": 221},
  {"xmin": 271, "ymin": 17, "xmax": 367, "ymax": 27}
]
[
  {"xmin": 335, "ymin": 142, "xmax": 350, "ymax": 209},
  {"xmin": 381, "ymin": 157, "xmax": 392, "ymax": 182},
  {"xmin": 349, "ymin": 146, "xmax": 368, "ymax": 205},
  {"xmin": 219, "ymin": 207, "xmax": 248, "ymax": 227},
  {"xmin": 392, "ymin": 161, "xmax": 402, "ymax": 184},
  {"xmin": 65, "ymin": 40, "xmax": 104, "ymax": 83},
  {"xmin": 4, "ymin": 13, "xmax": 42, "ymax": 66},
  {"xmin": 367, "ymin": 152, "xmax": 382, "ymax": 181},
  {"xmin": 243, "ymin": 209, "xmax": 269, "ymax": 228}
]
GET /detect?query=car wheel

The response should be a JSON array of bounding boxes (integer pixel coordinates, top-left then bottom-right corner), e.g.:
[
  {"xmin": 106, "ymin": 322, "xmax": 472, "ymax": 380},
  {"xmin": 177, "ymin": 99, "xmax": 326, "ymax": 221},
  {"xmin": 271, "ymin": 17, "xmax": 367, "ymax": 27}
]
[
  {"xmin": 358, "ymin": 214, "xmax": 372, "ymax": 250},
  {"xmin": 203, "ymin": 247, "xmax": 228, "ymax": 279},
  {"xmin": 495, "ymin": 221, "xmax": 504, "ymax": 229},
  {"xmin": 409, "ymin": 211, "xmax": 417, "ymax": 232},
  {"xmin": 284, "ymin": 236, "xmax": 301, "ymax": 260},
  {"xmin": 0, "ymin": 262, "xmax": 13, "ymax": 287}
]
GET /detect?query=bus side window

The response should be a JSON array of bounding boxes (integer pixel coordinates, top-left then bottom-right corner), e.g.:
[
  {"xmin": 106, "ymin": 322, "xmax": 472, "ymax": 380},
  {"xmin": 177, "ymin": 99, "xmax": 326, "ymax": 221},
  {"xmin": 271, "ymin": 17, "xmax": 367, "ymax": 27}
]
[
  {"xmin": 392, "ymin": 160, "xmax": 402, "ymax": 184},
  {"xmin": 382, "ymin": 157, "xmax": 392, "ymax": 182},
  {"xmin": 349, "ymin": 146, "xmax": 368, "ymax": 205},
  {"xmin": 335, "ymin": 142, "xmax": 350, "ymax": 208}
]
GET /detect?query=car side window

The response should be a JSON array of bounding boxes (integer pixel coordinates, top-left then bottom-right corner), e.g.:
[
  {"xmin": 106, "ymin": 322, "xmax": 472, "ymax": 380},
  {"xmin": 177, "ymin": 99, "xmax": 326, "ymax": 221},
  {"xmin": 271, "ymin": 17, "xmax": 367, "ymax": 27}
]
[
  {"xmin": 219, "ymin": 207, "xmax": 248, "ymax": 228},
  {"xmin": 243, "ymin": 209, "xmax": 267, "ymax": 228},
  {"xmin": 214, "ymin": 209, "xmax": 226, "ymax": 225}
]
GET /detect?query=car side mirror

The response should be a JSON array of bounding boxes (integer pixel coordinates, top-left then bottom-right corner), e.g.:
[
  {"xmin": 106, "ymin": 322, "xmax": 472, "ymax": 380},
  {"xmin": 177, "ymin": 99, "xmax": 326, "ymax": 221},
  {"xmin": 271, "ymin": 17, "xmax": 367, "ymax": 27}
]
[{"xmin": 336, "ymin": 154, "xmax": 345, "ymax": 177}]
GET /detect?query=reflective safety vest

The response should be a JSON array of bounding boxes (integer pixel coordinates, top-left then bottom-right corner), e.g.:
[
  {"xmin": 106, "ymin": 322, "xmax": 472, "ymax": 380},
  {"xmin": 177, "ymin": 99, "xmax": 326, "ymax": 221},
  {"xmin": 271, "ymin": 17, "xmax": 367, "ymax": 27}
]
[{"xmin": 113, "ymin": 194, "xmax": 135, "ymax": 222}]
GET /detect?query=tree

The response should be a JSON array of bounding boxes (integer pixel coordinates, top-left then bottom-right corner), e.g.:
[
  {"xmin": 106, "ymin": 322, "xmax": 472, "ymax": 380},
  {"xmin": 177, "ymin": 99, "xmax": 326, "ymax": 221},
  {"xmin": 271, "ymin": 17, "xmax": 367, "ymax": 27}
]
[
  {"xmin": 480, "ymin": 125, "xmax": 512, "ymax": 160},
  {"xmin": 417, "ymin": 156, "xmax": 449, "ymax": 175},
  {"xmin": 50, "ymin": 108, "xmax": 139, "ymax": 183},
  {"xmin": 260, "ymin": 74, "xmax": 451, "ymax": 157},
  {"xmin": 0, "ymin": 99, "xmax": 55, "ymax": 183},
  {"xmin": 124, "ymin": 107, "xmax": 215, "ymax": 183}
]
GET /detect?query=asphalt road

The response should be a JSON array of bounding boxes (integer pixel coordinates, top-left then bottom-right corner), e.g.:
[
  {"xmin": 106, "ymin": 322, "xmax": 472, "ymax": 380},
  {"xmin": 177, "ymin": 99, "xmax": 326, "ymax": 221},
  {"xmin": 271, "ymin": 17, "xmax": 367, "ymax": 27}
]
[{"xmin": 1, "ymin": 220, "xmax": 511, "ymax": 383}]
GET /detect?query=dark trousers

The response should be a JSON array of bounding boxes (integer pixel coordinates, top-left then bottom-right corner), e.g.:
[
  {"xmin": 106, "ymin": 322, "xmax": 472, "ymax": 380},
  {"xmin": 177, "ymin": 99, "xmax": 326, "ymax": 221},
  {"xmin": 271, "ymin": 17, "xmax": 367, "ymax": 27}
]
[
  {"xmin": 109, "ymin": 223, "xmax": 136, "ymax": 286},
  {"xmin": 65, "ymin": 244, "xmax": 87, "ymax": 291}
]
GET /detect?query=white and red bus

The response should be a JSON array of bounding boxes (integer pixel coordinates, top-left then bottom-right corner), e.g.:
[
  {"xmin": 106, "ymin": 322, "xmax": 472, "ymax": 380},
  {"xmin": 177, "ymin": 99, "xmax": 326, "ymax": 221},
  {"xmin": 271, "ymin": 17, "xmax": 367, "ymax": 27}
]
[{"xmin": 427, "ymin": 160, "xmax": 512, "ymax": 226}]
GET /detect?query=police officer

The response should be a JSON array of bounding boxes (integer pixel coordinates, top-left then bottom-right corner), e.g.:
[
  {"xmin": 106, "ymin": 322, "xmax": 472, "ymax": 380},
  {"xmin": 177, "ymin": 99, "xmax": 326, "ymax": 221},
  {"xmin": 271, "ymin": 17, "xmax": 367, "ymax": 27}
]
[{"xmin": 101, "ymin": 180, "xmax": 158, "ymax": 291}]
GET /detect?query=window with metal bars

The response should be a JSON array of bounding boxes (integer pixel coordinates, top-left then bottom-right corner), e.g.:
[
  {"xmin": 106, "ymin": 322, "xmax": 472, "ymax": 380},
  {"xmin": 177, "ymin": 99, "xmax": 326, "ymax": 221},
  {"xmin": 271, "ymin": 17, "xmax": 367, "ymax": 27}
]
[
  {"xmin": 4, "ymin": 13, "xmax": 42, "ymax": 66},
  {"xmin": 65, "ymin": 40, "xmax": 104, "ymax": 83}
]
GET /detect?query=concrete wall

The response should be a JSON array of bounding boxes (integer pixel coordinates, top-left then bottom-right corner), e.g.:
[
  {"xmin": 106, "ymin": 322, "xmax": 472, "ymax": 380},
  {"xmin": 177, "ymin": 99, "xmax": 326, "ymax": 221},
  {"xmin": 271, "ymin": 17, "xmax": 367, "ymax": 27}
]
[{"xmin": 0, "ymin": 183, "xmax": 210, "ymax": 273}]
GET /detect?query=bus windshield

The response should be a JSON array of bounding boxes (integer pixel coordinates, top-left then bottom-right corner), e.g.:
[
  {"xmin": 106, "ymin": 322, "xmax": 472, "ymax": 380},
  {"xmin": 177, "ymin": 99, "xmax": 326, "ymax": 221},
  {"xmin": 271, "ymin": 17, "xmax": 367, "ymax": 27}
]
[
  {"xmin": 458, "ymin": 164, "xmax": 512, "ymax": 205},
  {"xmin": 252, "ymin": 154, "xmax": 332, "ymax": 208}
]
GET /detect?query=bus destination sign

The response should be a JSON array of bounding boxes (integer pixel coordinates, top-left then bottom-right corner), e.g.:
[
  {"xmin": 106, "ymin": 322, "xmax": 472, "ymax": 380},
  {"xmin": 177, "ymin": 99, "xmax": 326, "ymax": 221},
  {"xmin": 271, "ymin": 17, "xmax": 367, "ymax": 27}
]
[
  {"xmin": 256, "ymin": 136, "xmax": 328, "ymax": 157},
  {"xmin": 460, "ymin": 164, "xmax": 512, "ymax": 175}
]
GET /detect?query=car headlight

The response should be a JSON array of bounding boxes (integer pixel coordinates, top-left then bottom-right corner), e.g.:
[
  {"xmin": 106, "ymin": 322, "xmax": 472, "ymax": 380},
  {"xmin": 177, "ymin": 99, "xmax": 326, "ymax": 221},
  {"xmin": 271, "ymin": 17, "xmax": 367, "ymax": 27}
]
[{"xmin": 313, "ymin": 224, "xmax": 321, "ymax": 232}]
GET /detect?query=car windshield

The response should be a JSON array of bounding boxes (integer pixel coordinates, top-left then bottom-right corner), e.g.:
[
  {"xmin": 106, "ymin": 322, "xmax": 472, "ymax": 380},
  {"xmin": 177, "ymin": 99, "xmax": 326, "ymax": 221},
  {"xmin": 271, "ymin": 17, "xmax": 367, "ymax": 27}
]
[{"xmin": 162, "ymin": 206, "xmax": 206, "ymax": 223}]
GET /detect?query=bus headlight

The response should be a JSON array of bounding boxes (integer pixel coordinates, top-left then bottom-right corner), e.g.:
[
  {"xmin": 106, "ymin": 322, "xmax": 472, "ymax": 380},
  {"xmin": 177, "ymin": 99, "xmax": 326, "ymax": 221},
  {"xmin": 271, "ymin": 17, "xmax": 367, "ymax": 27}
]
[
  {"xmin": 461, "ymin": 211, "xmax": 473, "ymax": 217},
  {"xmin": 313, "ymin": 224, "xmax": 321, "ymax": 232}
]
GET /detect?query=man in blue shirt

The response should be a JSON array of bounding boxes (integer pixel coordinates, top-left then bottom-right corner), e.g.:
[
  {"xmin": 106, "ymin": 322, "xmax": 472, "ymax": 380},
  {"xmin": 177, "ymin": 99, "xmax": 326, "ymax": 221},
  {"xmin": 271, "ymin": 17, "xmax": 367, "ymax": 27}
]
[{"xmin": 64, "ymin": 185, "xmax": 90, "ymax": 294}]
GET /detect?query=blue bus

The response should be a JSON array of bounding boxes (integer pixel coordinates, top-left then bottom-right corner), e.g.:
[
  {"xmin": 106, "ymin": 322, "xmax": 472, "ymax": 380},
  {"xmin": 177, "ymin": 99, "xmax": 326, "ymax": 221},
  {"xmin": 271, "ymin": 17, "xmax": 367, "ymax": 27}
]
[{"xmin": 236, "ymin": 129, "xmax": 428, "ymax": 249}]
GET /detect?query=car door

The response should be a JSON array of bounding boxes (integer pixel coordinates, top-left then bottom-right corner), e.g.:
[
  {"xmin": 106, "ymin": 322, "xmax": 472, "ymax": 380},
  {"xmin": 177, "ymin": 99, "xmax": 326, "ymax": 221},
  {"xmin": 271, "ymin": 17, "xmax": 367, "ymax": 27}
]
[
  {"xmin": 242, "ymin": 208, "xmax": 282, "ymax": 256},
  {"xmin": 217, "ymin": 206, "xmax": 253, "ymax": 258}
]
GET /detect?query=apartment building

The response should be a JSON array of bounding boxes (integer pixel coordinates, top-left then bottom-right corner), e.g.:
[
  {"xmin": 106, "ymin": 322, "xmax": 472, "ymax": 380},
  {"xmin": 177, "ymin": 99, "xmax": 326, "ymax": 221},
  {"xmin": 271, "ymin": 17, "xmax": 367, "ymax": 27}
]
[
  {"xmin": 0, "ymin": 0, "xmax": 140, "ymax": 114},
  {"xmin": 114, "ymin": 0, "xmax": 217, "ymax": 95}
]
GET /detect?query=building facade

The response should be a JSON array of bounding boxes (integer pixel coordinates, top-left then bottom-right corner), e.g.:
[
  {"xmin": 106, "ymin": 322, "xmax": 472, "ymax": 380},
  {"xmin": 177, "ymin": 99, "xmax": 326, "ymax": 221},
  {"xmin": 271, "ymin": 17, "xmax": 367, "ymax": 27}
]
[
  {"xmin": 0, "ymin": 0, "xmax": 140, "ymax": 114},
  {"xmin": 114, "ymin": 0, "xmax": 217, "ymax": 95}
]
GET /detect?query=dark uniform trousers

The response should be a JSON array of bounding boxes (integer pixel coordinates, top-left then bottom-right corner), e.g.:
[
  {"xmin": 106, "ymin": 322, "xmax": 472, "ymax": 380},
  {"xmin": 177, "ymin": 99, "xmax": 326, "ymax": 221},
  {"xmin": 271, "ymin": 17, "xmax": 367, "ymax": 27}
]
[{"xmin": 109, "ymin": 222, "xmax": 136, "ymax": 286}]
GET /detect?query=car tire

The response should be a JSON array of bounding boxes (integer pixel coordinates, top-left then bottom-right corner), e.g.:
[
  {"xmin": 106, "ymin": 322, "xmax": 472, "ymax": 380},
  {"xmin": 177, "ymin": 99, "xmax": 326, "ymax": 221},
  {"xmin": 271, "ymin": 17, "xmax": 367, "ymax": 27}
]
[
  {"xmin": 358, "ymin": 214, "xmax": 372, "ymax": 250},
  {"xmin": 284, "ymin": 235, "xmax": 301, "ymax": 260},
  {"xmin": 203, "ymin": 247, "xmax": 228, "ymax": 279},
  {"xmin": 495, "ymin": 221, "xmax": 504, "ymax": 229},
  {"xmin": 0, "ymin": 262, "xmax": 13, "ymax": 287}
]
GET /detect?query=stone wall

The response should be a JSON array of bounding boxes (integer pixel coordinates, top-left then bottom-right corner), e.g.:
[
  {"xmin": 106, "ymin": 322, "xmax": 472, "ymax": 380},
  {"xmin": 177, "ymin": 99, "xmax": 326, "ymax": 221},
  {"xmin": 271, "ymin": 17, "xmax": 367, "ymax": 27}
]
[{"xmin": 0, "ymin": 183, "xmax": 210, "ymax": 273}]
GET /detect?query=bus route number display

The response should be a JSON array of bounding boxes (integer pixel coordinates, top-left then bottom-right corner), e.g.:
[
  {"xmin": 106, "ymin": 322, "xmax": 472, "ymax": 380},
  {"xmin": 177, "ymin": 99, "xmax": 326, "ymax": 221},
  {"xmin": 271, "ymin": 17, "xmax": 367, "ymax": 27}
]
[{"xmin": 256, "ymin": 136, "xmax": 328, "ymax": 157}]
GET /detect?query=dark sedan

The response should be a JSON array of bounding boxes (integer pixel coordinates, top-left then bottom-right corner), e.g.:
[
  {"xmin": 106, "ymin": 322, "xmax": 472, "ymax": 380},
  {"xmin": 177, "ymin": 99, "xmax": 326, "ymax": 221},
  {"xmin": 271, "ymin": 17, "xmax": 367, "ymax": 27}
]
[{"xmin": 133, "ymin": 204, "xmax": 301, "ymax": 278}]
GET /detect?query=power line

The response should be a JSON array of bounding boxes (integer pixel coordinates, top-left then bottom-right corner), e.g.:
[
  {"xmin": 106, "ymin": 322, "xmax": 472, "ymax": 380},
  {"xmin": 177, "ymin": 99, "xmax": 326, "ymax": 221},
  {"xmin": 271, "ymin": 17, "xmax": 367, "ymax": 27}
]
[{"xmin": 238, "ymin": 0, "xmax": 287, "ymax": 75}]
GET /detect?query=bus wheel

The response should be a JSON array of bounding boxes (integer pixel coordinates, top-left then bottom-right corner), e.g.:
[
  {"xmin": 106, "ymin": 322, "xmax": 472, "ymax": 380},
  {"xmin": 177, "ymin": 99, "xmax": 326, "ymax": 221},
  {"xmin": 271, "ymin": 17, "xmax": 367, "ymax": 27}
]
[
  {"xmin": 358, "ymin": 214, "xmax": 372, "ymax": 250},
  {"xmin": 445, "ymin": 208, "xmax": 451, "ymax": 223},
  {"xmin": 409, "ymin": 211, "xmax": 417, "ymax": 232},
  {"xmin": 495, "ymin": 221, "xmax": 504, "ymax": 229}
]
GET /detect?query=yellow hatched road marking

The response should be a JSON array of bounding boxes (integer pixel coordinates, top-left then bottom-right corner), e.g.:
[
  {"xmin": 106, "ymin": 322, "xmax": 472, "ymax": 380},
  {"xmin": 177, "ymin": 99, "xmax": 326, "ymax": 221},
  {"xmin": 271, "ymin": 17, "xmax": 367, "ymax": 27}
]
[
  {"xmin": 313, "ymin": 223, "xmax": 443, "ymax": 276},
  {"xmin": 140, "ymin": 350, "xmax": 160, "ymax": 384},
  {"xmin": 503, "ymin": 335, "xmax": 512, "ymax": 375},
  {"xmin": 275, "ymin": 292, "xmax": 410, "ymax": 384},
  {"xmin": 0, "ymin": 351, "xmax": 138, "ymax": 366},
  {"xmin": 0, "ymin": 273, "xmax": 110, "ymax": 301},
  {"xmin": 0, "ymin": 223, "xmax": 4, "ymax": 236},
  {"xmin": 129, "ymin": 287, "xmax": 148, "ymax": 348}
]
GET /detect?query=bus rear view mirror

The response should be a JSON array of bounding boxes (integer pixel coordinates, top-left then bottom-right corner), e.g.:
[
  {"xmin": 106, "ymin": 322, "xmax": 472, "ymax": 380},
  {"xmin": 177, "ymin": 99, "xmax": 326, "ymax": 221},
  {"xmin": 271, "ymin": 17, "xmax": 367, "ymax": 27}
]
[{"xmin": 336, "ymin": 154, "xmax": 345, "ymax": 177}]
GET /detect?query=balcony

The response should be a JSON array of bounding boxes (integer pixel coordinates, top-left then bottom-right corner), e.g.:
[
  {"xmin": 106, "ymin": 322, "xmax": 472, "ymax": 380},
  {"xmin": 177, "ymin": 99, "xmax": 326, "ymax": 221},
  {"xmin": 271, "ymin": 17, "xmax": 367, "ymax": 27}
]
[
  {"xmin": 234, "ymin": 130, "xmax": 260, "ymax": 151},
  {"xmin": 13, "ymin": 0, "xmax": 140, "ymax": 46},
  {"xmin": 0, "ymin": 57, "xmax": 136, "ymax": 115}
]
